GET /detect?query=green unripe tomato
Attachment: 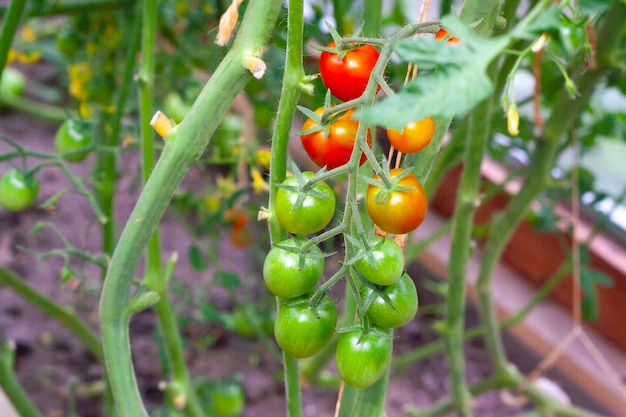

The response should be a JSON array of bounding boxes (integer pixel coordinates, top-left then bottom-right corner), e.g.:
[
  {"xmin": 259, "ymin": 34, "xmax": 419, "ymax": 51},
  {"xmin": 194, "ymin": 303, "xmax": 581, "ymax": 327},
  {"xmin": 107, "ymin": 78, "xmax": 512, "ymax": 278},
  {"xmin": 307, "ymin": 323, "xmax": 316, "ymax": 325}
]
[
  {"xmin": 275, "ymin": 172, "xmax": 336, "ymax": 235},
  {"xmin": 56, "ymin": 27, "xmax": 80, "ymax": 57},
  {"xmin": 355, "ymin": 236, "xmax": 404, "ymax": 286},
  {"xmin": 263, "ymin": 237, "xmax": 324, "ymax": 299},
  {"xmin": 274, "ymin": 294, "xmax": 337, "ymax": 358},
  {"xmin": 336, "ymin": 328, "xmax": 392, "ymax": 389},
  {"xmin": 0, "ymin": 67, "xmax": 26, "ymax": 97},
  {"xmin": 212, "ymin": 114, "xmax": 243, "ymax": 161},
  {"xmin": 212, "ymin": 382, "xmax": 245, "ymax": 417},
  {"xmin": 360, "ymin": 273, "xmax": 419, "ymax": 328},
  {"xmin": 163, "ymin": 92, "xmax": 191, "ymax": 124},
  {"xmin": 55, "ymin": 119, "xmax": 93, "ymax": 162},
  {"xmin": 0, "ymin": 168, "xmax": 39, "ymax": 211}
]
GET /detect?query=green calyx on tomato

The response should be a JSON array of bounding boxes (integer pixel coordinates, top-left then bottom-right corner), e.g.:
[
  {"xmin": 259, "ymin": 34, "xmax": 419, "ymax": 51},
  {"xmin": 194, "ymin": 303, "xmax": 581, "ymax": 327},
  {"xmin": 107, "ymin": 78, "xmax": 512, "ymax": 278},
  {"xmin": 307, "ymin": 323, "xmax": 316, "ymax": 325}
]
[
  {"xmin": 354, "ymin": 236, "xmax": 405, "ymax": 286},
  {"xmin": 360, "ymin": 272, "xmax": 418, "ymax": 328},
  {"xmin": 55, "ymin": 119, "xmax": 94, "ymax": 162},
  {"xmin": 300, "ymin": 106, "xmax": 371, "ymax": 169},
  {"xmin": 319, "ymin": 42, "xmax": 380, "ymax": 102},
  {"xmin": 263, "ymin": 237, "xmax": 325, "ymax": 299},
  {"xmin": 275, "ymin": 170, "xmax": 336, "ymax": 235},
  {"xmin": 335, "ymin": 327, "xmax": 392, "ymax": 389},
  {"xmin": 0, "ymin": 168, "xmax": 39, "ymax": 212},
  {"xmin": 274, "ymin": 294, "xmax": 337, "ymax": 358},
  {"xmin": 365, "ymin": 168, "xmax": 428, "ymax": 235},
  {"xmin": 212, "ymin": 382, "xmax": 245, "ymax": 417}
]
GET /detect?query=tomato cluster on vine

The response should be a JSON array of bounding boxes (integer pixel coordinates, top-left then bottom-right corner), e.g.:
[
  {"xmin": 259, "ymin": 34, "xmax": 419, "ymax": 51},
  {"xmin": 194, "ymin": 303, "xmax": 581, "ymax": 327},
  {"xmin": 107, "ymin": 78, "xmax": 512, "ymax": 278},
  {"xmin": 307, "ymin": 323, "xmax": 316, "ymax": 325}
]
[{"xmin": 264, "ymin": 29, "xmax": 451, "ymax": 389}]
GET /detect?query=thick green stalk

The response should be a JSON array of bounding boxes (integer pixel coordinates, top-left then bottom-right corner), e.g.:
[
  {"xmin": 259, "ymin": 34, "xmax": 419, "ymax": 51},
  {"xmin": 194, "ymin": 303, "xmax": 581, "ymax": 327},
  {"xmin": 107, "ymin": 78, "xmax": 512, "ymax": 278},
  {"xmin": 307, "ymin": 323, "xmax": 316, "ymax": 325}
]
[
  {"xmin": 362, "ymin": 0, "xmax": 382, "ymax": 37},
  {"xmin": 0, "ymin": 0, "xmax": 25, "ymax": 74},
  {"xmin": 98, "ymin": 0, "xmax": 283, "ymax": 414},
  {"xmin": 443, "ymin": 99, "xmax": 492, "ymax": 417},
  {"xmin": 266, "ymin": 0, "xmax": 306, "ymax": 415},
  {"xmin": 95, "ymin": 7, "xmax": 142, "ymax": 261},
  {"xmin": 332, "ymin": 0, "xmax": 353, "ymax": 35},
  {"xmin": 0, "ymin": 267, "xmax": 101, "ymax": 359},
  {"xmin": 0, "ymin": 343, "xmax": 44, "ymax": 417},
  {"xmin": 438, "ymin": 2, "xmax": 501, "ymax": 415},
  {"xmin": 476, "ymin": 0, "xmax": 626, "ymax": 374},
  {"xmin": 133, "ymin": 1, "xmax": 203, "ymax": 416},
  {"xmin": 136, "ymin": 0, "xmax": 161, "ymax": 282}
]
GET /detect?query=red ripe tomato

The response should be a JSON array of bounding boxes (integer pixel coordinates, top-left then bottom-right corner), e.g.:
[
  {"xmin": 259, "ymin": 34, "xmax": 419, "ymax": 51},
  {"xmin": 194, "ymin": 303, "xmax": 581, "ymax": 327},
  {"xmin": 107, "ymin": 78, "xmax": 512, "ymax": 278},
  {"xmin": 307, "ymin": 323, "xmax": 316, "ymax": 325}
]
[
  {"xmin": 300, "ymin": 107, "xmax": 371, "ymax": 169},
  {"xmin": 435, "ymin": 28, "xmax": 460, "ymax": 44},
  {"xmin": 365, "ymin": 168, "xmax": 428, "ymax": 235},
  {"xmin": 319, "ymin": 42, "xmax": 380, "ymax": 102},
  {"xmin": 386, "ymin": 116, "xmax": 435, "ymax": 154}
]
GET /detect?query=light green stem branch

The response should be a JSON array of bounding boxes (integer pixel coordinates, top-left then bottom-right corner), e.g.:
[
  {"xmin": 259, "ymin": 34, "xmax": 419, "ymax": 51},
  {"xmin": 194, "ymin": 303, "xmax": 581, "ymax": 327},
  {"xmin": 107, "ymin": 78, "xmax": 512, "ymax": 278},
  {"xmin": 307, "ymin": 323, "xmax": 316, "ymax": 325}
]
[
  {"xmin": 266, "ymin": 0, "xmax": 306, "ymax": 414},
  {"xmin": 0, "ymin": 341, "xmax": 44, "ymax": 417},
  {"xmin": 0, "ymin": 266, "xmax": 102, "ymax": 359},
  {"xmin": 439, "ymin": 1, "xmax": 502, "ymax": 415}
]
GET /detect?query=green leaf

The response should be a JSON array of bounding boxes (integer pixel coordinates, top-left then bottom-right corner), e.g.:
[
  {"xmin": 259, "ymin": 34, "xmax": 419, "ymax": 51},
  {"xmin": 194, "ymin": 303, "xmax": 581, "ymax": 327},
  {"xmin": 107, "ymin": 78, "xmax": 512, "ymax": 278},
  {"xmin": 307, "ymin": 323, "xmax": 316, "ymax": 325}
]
[
  {"xmin": 357, "ymin": 16, "xmax": 506, "ymax": 128},
  {"xmin": 188, "ymin": 245, "xmax": 208, "ymax": 271},
  {"xmin": 510, "ymin": 5, "xmax": 561, "ymax": 40},
  {"xmin": 578, "ymin": 0, "xmax": 613, "ymax": 15},
  {"xmin": 214, "ymin": 270, "xmax": 241, "ymax": 289}
]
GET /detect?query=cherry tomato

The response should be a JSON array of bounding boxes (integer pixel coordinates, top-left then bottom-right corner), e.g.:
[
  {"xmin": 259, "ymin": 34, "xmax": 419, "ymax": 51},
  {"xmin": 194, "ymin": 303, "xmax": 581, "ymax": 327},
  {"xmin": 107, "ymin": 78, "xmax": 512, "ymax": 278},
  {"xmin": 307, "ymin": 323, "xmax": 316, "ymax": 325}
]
[
  {"xmin": 0, "ymin": 67, "xmax": 26, "ymax": 97},
  {"xmin": 301, "ymin": 106, "xmax": 371, "ymax": 169},
  {"xmin": 365, "ymin": 168, "xmax": 428, "ymax": 235},
  {"xmin": 212, "ymin": 382, "xmax": 245, "ymax": 417},
  {"xmin": 354, "ymin": 236, "xmax": 404, "ymax": 286},
  {"xmin": 263, "ymin": 237, "xmax": 324, "ymax": 299},
  {"xmin": 360, "ymin": 273, "xmax": 418, "ymax": 328},
  {"xmin": 56, "ymin": 27, "xmax": 80, "ymax": 57},
  {"xmin": 55, "ymin": 119, "xmax": 93, "ymax": 162},
  {"xmin": 319, "ymin": 42, "xmax": 380, "ymax": 102},
  {"xmin": 0, "ymin": 168, "xmax": 39, "ymax": 212},
  {"xmin": 163, "ymin": 92, "xmax": 191, "ymax": 124},
  {"xmin": 386, "ymin": 116, "xmax": 435, "ymax": 154},
  {"xmin": 274, "ymin": 294, "xmax": 337, "ymax": 358},
  {"xmin": 275, "ymin": 171, "xmax": 336, "ymax": 235},
  {"xmin": 335, "ymin": 328, "xmax": 392, "ymax": 389},
  {"xmin": 435, "ymin": 28, "xmax": 460, "ymax": 44}
]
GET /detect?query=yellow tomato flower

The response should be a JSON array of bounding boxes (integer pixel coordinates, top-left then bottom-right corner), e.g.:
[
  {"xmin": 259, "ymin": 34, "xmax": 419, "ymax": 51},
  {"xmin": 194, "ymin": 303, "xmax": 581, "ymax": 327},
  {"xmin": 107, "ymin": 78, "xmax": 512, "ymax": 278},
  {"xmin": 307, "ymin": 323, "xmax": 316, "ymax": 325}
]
[
  {"xmin": 251, "ymin": 168, "xmax": 269, "ymax": 194},
  {"xmin": 254, "ymin": 148, "xmax": 271, "ymax": 169},
  {"xmin": 68, "ymin": 62, "xmax": 92, "ymax": 102}
]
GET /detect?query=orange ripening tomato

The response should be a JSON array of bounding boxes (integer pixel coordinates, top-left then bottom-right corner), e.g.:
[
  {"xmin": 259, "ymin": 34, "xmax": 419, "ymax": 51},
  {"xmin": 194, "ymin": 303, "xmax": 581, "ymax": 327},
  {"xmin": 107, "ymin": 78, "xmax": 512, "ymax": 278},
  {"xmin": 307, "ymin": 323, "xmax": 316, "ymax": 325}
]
[
  {"xmin": 386, "ymin": 116, "xmax": 435, "ymax": 154},
  {"xmin": 366, "ymin": 168, "xmax": 428, "ymax": 235},
  {"xmin": 435, "ymin": 28, "xmax": 460, "ymax": 44}
]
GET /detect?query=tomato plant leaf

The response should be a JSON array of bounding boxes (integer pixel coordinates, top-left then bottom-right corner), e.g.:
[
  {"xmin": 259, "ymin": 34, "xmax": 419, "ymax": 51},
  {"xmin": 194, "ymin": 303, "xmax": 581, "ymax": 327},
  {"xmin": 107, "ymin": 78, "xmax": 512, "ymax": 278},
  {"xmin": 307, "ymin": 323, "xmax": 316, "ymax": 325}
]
[
  {"xmin": 509, "ymin": 5, "xmax": 561, "ymax": 40},
  {"xmin": 214, "ymin": 270, "xmax": 241, "ymax": 289},
  {"xmin": 357, "ymin": 16, "xmax": 507, "ymax": 128},
  {"xmin": 578, "ymin": 0, "xmax": 613, "ymax": 15},
  {"xmin": 188, "ymin": 245, "xmax": 208, "ymax": 271}
]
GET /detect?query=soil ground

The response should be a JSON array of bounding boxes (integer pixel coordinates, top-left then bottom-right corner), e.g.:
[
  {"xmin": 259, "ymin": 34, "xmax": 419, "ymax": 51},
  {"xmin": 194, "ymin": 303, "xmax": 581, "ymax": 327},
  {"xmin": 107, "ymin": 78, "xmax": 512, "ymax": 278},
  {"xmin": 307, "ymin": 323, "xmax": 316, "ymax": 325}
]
[{"xmin": 0, "ymin": 73, "xmax": 611, "ymax": 417}]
